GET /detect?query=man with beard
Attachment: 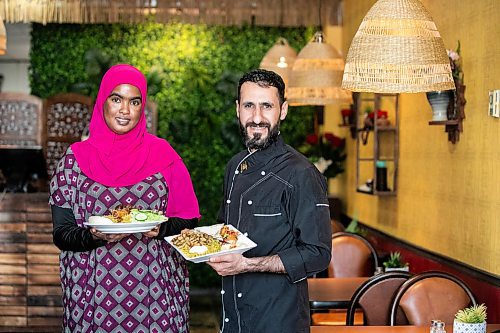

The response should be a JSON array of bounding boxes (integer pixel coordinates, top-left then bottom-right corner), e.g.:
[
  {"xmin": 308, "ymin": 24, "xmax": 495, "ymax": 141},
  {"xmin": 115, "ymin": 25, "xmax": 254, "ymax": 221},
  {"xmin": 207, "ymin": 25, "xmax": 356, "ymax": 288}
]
[{"xmin": 207, "ymin": 69, "xmax": 332, "ymax": 333}]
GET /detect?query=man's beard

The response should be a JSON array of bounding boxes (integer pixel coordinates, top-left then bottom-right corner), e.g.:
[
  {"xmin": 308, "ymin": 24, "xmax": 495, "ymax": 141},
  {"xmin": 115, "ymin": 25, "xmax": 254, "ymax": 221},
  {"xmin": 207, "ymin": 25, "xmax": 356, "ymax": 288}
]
[{"xmin": 239, "ymin": 121, "xmax": 280, "ymax": 150}]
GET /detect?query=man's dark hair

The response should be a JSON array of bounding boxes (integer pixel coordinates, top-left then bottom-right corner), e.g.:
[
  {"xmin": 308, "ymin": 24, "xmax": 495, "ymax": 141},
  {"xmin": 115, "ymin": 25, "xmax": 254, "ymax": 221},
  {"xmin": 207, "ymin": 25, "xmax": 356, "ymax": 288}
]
[{"xmin": 237, "ymin": 69, "xmax": 286, "ymax": 106}]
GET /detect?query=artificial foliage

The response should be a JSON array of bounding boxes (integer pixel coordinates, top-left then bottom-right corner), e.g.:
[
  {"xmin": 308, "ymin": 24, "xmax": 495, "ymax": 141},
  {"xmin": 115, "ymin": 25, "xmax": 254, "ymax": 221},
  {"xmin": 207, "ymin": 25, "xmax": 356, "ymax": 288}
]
[
  {"xmin": 382, "ymin": 251, "xmax": 408, "ymax": 269},
  {"xmin": 455, "ymin": 304, "xmax": 487, "ymax": 324},
  {"xmin": 30, "ymin": 22, "xmax": 316, "ymax": 287}
]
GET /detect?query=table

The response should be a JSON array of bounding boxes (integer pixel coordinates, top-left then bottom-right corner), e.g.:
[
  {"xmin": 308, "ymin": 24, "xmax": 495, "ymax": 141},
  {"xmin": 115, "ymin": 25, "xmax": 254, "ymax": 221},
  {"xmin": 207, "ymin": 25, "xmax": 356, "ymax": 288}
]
[
  {"xmin": 311, "ymin": 324, "xmax": 500, "ymax": 333},
  {"xmin": 308, "ymin": 277, "xmax": 369, "ymax": 309}
]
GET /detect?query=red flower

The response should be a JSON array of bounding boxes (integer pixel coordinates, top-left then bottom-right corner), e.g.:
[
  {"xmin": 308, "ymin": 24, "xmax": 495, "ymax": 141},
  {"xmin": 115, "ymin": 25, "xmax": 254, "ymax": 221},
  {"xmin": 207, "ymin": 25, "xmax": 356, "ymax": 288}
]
[
  {"xmin": 333, "ymin": 136, "xmax": 345, "ymax": 148},
  {"xmin": 324, "ymin": 132, "xmax": 345, "ymax": 148},
  {"xmin": 368, "ymin": 110, "xmax": 388, "ymax": 119},
  {"xmin": 306, "ymin": 134, "xmax": 319, "ymax": 145},
  {"xmin": 324, "ymin": 132, "xmax": 335, "ymax": 143}
]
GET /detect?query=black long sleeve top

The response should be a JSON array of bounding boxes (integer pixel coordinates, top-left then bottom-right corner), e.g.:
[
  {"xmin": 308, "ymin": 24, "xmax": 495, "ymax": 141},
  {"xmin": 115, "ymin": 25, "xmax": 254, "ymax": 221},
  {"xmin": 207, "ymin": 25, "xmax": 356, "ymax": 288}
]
[{"xmin": 51, "ymin": 205, "xmax": 197, "ymax": 252}]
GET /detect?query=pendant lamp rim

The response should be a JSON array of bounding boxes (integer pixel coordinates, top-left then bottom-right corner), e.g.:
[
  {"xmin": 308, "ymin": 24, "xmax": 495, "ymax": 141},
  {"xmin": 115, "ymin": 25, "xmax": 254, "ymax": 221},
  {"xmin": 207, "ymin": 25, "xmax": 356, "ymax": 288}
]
[
  {"xmin": 287, "ymin": 31, "xmax": 352, "ymax": 105},
  {"xmin": 342, "ymin": 0, "xmax": 454, "ymax": 93}
]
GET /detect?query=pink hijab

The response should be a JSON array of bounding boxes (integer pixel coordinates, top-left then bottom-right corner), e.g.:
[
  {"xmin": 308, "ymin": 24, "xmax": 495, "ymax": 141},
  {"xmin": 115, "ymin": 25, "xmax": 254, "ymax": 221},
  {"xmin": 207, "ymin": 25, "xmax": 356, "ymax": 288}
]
[{"xmin": 72, "ymin": 64, "xmax": 199, "ymax": 218}]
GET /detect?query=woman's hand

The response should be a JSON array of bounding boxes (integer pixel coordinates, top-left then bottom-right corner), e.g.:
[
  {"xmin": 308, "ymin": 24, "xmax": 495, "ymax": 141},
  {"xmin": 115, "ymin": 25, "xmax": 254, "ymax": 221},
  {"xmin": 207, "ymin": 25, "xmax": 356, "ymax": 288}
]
[
  {"xmin": 142, "ymin": 225, "xmax": 160, "ymax": 238},
  {"xmin": 90, "ymin": 228, "xmax": 129, "ymax": 242}
]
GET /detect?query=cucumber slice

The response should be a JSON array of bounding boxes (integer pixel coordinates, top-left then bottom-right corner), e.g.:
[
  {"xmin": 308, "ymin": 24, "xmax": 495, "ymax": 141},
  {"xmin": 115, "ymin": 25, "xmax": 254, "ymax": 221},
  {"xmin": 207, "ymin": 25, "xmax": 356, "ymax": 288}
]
[{"xmin": 134, "ymin": 212, "xmax": 148, "ymax": 221}]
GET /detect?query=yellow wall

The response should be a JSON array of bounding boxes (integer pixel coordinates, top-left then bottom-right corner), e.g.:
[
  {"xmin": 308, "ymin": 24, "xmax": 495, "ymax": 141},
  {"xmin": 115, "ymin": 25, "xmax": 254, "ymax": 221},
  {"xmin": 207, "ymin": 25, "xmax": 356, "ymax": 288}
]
[{"xmin": 326, "ymin": 0, "xmax": 500, "ymax": 275}]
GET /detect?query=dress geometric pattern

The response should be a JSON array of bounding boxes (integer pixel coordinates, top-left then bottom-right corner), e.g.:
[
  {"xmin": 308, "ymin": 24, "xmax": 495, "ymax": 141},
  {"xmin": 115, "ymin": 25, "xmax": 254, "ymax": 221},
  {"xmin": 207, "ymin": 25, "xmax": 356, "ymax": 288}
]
[{"xmin": 49, "ymin": 148, "xmax": 189, "ymax": 333}]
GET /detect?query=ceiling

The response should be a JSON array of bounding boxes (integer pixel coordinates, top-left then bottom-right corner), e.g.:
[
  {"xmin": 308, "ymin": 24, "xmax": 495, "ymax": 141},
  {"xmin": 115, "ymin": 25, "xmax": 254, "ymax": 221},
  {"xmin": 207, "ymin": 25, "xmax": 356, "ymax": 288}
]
[{"xmin": 0, "ymin": 0, "xmax": 343, "ymax": 26}]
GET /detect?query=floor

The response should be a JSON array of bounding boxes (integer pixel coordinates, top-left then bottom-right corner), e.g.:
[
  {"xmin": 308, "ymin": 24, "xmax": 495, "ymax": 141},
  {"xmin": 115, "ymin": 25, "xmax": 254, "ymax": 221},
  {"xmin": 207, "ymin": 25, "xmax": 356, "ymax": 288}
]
[{"xmin": 189, "ymin": 288, "xmax": 221, "ymax": 333}]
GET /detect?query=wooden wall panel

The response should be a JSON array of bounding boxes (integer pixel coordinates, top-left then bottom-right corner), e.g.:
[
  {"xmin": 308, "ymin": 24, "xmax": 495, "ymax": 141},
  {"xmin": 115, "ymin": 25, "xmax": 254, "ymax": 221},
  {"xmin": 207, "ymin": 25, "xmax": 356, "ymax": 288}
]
[
  {"xmin": 0, "ymin": 194, "xmax": 29, "ymax": 327},
  {"xmin": 0, "ymin": 193, "xmax": 62, "ymax": 328}
]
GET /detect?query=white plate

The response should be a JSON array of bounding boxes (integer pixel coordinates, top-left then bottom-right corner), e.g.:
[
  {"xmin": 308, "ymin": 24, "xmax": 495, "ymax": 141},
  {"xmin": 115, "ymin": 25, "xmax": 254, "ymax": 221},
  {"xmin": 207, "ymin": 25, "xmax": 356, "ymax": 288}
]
[
  {"xmin": 84, "ymin": 215, "xmax": 167, "ymax": 234},
  {"xmin": 165, "ymin": 224, "xmax": 257, "ymax": 263}
]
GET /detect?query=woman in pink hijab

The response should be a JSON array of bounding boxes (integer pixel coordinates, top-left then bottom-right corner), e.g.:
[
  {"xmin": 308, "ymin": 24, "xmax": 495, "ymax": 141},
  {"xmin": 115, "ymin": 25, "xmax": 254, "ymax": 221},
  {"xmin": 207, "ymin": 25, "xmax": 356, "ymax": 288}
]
[{"xmin": 49, "ymin": 64, "xmax": 200, "ymax": 332}]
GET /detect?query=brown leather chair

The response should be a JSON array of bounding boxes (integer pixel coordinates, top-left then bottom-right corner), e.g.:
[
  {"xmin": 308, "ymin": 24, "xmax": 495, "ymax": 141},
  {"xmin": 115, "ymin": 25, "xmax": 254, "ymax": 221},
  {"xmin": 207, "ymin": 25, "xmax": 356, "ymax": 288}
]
[
  {"xmin": 329, "ymin": 232, "xmax": 379, "ymax": 278},
  {"xmin": 389, "ymin": 271, "xmax": 476, "ymax": 326},
  {"xmin": 331, "ymin": 219, "xmax": 345, "ymax": 233},
  {"xmin": 346, "ymin": 271, "xmax": 412, "ymax": 325},
  {"xmin": 311, "ymin": 232, "xmax": 379, "ymax": 326}
]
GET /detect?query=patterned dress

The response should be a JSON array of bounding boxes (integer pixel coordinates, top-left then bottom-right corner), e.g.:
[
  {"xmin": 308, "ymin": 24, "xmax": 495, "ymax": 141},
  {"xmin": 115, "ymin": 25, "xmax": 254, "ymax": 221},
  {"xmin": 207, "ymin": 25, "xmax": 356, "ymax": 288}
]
[{"xmin": 49, "ymin": 148, "xmax": 189, "ymax": 333}]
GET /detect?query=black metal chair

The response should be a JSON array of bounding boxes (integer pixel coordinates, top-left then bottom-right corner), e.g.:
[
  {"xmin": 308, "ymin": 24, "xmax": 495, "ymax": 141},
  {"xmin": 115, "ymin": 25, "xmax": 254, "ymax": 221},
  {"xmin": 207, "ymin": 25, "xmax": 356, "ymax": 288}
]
[{"xmin": 346, "ymin": 270, "xmax": 412, "ymax": 325}]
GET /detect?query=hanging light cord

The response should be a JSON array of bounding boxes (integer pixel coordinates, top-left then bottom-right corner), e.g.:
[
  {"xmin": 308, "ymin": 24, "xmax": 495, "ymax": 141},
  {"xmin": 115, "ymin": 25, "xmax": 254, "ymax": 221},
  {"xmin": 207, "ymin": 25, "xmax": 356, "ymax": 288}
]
[{"xmin": 318, "ymin": 0, "xmax": 323, "ymax": 31}]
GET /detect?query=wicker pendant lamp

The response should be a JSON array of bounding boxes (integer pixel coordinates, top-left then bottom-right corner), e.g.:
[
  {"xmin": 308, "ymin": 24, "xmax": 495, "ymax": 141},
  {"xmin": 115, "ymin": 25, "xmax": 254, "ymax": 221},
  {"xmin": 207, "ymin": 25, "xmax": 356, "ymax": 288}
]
[
  {"xmin": 0, "ymin": 17, "xmax": 6, "ymax": 55},
  {"xmin": 287, "ymin": 32, "xmax": 352, "ymax": 106},
  {"xmin": 342, "ymin": 0, "xmax": 455, "ymax": 93},
  {"xmin": 259, "ymin": 38, "xmax": 297, "ymax": 87}
]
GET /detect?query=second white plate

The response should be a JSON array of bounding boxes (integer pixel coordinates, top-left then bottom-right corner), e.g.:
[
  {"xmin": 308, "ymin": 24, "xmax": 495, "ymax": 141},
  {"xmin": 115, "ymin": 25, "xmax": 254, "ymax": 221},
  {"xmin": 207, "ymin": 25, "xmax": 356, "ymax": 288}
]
[{"xmin": 165, "ymin": 224, "xmax": 257, "ymax": 263}]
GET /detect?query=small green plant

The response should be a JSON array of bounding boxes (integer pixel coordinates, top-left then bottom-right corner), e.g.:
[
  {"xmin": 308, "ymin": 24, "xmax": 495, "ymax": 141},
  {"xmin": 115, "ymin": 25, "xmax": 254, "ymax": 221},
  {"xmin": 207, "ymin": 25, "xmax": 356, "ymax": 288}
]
[
  {"xmin": 455, "ymin": 304, "xmax": 487, "ymax": 324},
  {"xmin": 345, "ymin": 218, "xmax": 367, "ymax": 237},
  {"xmin": 383, "ymin": 251, "xmax": 408, "ymax": 269}
]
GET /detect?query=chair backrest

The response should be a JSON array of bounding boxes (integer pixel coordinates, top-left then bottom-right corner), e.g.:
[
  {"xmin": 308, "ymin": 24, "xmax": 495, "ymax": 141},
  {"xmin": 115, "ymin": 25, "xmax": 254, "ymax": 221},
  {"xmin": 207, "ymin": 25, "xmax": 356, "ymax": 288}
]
[
  {"xmin": 0, "ymin": 92, "xmax": 44, "ymax": 149},
  {"xmin": 331, "ymin": 219, "xmax": 345, "ymax": 233},
  {"xmin": 329, "ymin": 232, "xmax": 378, "ymax": 278},
  {"xmin": 390, "ymin": 271, "xmax": 476, "ymax": 326},
  {"xmin": 44, "ymin": 93, "xmax": 93, "ymax": 178},
  {"xmin": 346, "ymin": 271, "xmax": 412, "ymax": 326}
]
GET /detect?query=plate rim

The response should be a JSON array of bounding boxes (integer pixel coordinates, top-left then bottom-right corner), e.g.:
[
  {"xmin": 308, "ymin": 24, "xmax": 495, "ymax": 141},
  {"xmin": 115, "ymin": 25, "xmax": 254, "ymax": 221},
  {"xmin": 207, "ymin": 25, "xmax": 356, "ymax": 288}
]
[{"xmin": 84, "ymin": 219, "xmax": 166, "ymax": 234}]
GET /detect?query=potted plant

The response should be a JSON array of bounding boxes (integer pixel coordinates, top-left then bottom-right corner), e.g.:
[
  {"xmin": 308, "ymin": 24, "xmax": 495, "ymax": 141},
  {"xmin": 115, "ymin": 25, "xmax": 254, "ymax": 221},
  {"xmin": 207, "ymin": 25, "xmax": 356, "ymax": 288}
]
[
  {"xmin": 345, "ymin": 218, "xmax": 367, "ymax": 237},
  {"xmin": 453, "ymin": 304, "xmax": 487, "ymax": 333},
  {"xmin": 383, "ymin": 251, "xmax": 409, "ymax": 272}
]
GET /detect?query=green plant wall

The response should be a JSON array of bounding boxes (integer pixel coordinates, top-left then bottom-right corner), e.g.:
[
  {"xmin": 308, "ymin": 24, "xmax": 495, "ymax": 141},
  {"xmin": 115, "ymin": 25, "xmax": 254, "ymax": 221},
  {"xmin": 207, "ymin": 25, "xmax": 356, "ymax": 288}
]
[{"xmin": 30, "ymin": 22, "xmax": 315, "ymax": 287}]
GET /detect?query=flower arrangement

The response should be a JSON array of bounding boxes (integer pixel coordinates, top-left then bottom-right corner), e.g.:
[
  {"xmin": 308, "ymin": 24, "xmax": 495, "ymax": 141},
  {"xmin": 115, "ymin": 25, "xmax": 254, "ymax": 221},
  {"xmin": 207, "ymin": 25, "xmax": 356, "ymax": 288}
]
[
  {"xmin": 447, "ymin": 40, "xmax": 463, "ymax": 84},
  {"xmin": 298, "ymin": 132, "xmax": 346, "ymax": 178}
]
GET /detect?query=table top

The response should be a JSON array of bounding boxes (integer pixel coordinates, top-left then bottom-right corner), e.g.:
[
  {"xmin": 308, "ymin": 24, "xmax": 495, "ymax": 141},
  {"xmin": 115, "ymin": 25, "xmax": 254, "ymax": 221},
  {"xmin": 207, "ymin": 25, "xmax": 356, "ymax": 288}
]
[
  {"xmin": 308, "ymin": 277, "xmax": 369, "ymax": 309},
  {"xmin": 311, "ymin": 324, "xmax": 500, "ymax": 333}
]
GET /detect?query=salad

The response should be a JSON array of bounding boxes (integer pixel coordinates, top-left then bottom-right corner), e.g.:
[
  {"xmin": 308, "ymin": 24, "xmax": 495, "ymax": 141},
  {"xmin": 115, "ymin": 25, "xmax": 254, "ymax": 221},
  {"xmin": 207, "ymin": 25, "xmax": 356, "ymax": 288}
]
[{"xmin": 105, "ymin": 206, "xmax": 166, "ymax": 223}]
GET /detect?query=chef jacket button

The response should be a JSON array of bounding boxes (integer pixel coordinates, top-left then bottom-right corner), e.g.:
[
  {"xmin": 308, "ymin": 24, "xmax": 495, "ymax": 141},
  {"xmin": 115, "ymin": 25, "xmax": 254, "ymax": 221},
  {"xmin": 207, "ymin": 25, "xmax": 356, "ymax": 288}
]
[
  {"xmin": 224, "ymin": 318, "xmax": 229, "ymax": 322},
  {"xmin": 243, "ymin": 232, "xmax": 248, "ymax": 237},
  {"xmin": 237, "ymin": 293, "xmax": 242, "ymax": 298},
  {"xmin": 220, "ymin": 290, "xmax": 225, "ymax": 294},
  {"xmin": 226, "ymin": 199, "xmax": 231, "ymax": 204},
  {"xmin": 235, "ymin": 170, "xmax": 239, "ymax": 174},
  {"xmin": 247, "ymin": 200, "xmax": 253, "ymax": 205},
  {"xmin": 261, "ymin": 171, "xmax": 266, "ymax": 176}
]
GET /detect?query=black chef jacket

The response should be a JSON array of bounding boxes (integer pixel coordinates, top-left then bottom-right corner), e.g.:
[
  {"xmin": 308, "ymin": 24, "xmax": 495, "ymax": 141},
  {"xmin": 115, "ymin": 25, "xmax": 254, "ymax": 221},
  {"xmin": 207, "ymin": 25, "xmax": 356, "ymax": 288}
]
[{"xmin": 217, "ymin": 135, "xmax": 332, "ymax": 333}]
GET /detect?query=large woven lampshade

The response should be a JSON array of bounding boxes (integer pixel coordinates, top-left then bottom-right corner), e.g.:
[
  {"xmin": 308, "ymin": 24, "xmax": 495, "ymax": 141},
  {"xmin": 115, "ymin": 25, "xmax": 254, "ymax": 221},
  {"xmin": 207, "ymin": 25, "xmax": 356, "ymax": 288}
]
[
  {"xmin": 0, "ymin": 17, "xmax": 6, "ymax": 55},
  {"xmin": 288, "ymin": 32, "xmax": 352, "ymax": 106},
  {"xmin": 259, "ymin": 38, "xmax": 297, "ymax": 87},
  {"xmin": 342, "ymin": 0, "xmax": 455, "ymax": 93}
]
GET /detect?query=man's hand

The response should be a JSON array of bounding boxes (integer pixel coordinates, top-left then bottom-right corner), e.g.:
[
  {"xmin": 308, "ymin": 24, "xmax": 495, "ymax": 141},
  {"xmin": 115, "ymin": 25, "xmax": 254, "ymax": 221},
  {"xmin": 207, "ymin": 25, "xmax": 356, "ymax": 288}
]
[
  {"xmin": 207, "ymin": 253, "xmax": 286, "ymax": 276},
  {"xmin": 207, "ymin": 253, "xmax": 248, "ymax": 276}
]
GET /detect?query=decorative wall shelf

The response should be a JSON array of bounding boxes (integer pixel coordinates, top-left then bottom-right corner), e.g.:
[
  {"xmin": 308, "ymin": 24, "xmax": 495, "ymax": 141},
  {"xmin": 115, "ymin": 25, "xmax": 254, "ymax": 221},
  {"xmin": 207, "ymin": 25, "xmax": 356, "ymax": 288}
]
[
  {"xmin": 339, "ymin": 106, "xmax": 358, "ymax": 139},
  {"xmin": 354, "ymin": 92, "xmax": 399, "ymax": 196},
  {"xmin": 427, "ymin": 82, "xmax": 466, "ymax": 144}
]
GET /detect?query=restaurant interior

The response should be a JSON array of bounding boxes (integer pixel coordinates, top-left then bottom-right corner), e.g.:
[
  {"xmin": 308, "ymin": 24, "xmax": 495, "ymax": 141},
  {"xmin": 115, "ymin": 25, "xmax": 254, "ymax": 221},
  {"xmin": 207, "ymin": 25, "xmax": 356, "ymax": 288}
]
[{"xmin": 0, "ymin": 0, "xmax": 498, "ymax": 332}]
